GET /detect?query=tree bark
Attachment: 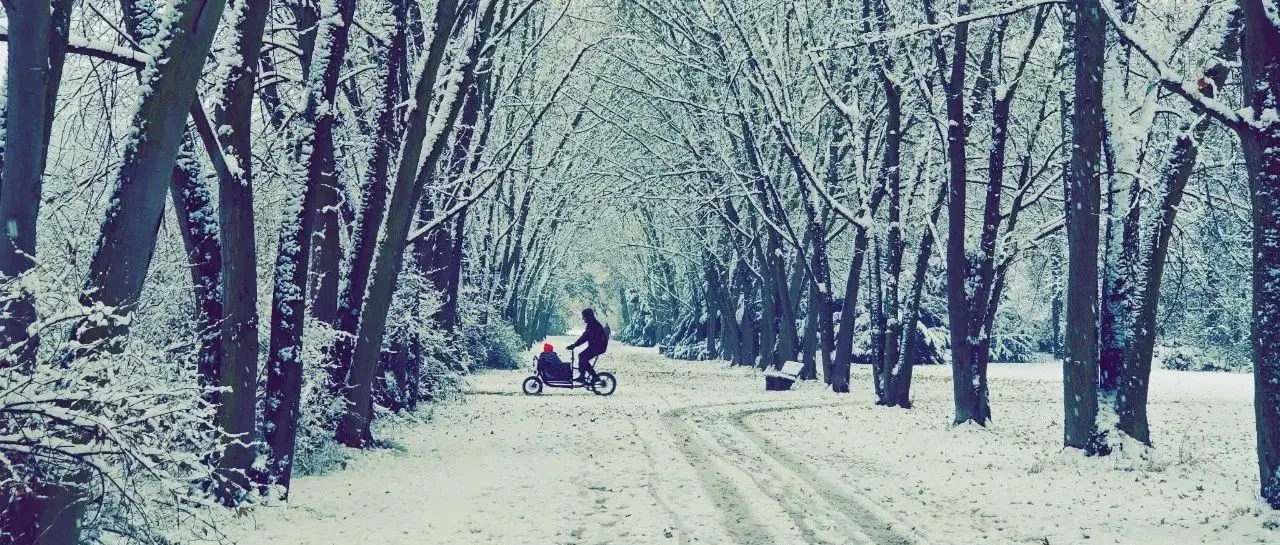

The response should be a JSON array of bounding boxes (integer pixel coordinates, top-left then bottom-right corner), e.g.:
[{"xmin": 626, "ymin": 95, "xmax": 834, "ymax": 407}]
[
  {"xmin": 1063, "ymin": 0, "xmax": 1105, "ymax": 454},
  {"xmin": 69, "ymin": 0, "xmax": 226, "ymax": 360},
  {"xmin": 939, "ymin": 0, "xmax": 990, "ymax": 426},
  {"xmin": 885, "ymin": 187, "xmax": 947, "ymax": 407},
  {"xmin": 168, "ymin": 137, "xmax": 224, "ymax": 403},
  {"xmin": 832, "ymin": 185, "xmax": 883, "ymax": 388},
  {"xmin": 264, "ymin": 0, "xmax": 357, "ymax": 494},
  {"xmin": 0, "ymin": 0, "xmax": 72, "ymax": 371},
  {"xmin": 1238, "ymin": 0, "xmax": 1280, "ymax": 509},
  {"xmin": 329, "ymin": 0, "xmax": 416, "ymax": 395},
  {"xmin": 337, "ymin": 0, "xmax": 496, "ymax": 447}
]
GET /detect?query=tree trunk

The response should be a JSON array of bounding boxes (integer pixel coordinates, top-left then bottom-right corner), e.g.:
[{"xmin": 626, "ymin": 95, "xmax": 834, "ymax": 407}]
[
  {"xmin": 801, "ymin": 284, "xmax": 818, "ymax": 377},
  {"xmin": 337, "ymin": 0, "xmax": 496, "ymax": 447},
  {"xmin": 869, "ymin": 244, "xmax": 886, "ymax": 401},
  {"xmin": 1063, "ymin": 0, "xmax": 1105, "ymax": 454},
  {"xmin": 67, "ymin": 0, "xmax": 225, "ymax": 396},
  {"xmin": 330, "ymin": 0, "xmax": 415, "ymax": 396},
  {"xmin": 885, "ymin": 187, "xmax": 946, "ymax": 408},
  {"xmin": 310, "ymin": 174, "xmax": 342, "ymax": 328},
  {"xmin": 168, "ymin": 137, "xmax": 224, "ymax": 402},
  {"xmin": 1239, "ymin": 0, "xmax": 1280, "ymax": 508},
  {"xmin": 264, "ymin": 0, "xmax": 357, "ymax": 494},
  {"xmin": 1116, "ymin": 11, "xmax": 1240, "ymax": 447},
  {"xmin": 0, "ymin": 0, "xmax": 68, "ymax": 371},
  {"xmin": 205, "ymin": 0, "xmax": 273, "ymax": 502},
  {"xmin": 942, "ymin": 1, "xmax": 989, "ymax": 426},
  {"xmin": 879, "ymin": 74, "xmax": 905, "ymax": 403},
  {"xmin": 832, "ymin": 189, "xmax": 880, "ymax": 388}
]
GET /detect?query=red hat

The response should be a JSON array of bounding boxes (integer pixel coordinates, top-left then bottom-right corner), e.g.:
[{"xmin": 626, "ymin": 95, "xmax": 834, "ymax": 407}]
[{"xmin": 542, "ymin": 343, "xmax": 553, "ymax": 352}]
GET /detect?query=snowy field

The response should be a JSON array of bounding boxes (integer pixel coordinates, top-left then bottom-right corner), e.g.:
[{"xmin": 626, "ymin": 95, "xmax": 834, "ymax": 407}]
[{"xmin": 227, "ymin": 339, "xmax": 1279, "ymax": 544}]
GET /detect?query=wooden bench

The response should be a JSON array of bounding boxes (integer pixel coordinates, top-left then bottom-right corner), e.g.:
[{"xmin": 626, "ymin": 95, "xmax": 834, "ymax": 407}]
[{"xmin": 763, "ymin": 360, "xmax": 803, "ymax": 391}]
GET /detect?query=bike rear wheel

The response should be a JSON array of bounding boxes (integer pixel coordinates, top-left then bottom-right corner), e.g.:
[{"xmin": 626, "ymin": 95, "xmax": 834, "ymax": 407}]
[{"xmin": 589, "ymin": 372, "xmax": 616, "ymax": 396}]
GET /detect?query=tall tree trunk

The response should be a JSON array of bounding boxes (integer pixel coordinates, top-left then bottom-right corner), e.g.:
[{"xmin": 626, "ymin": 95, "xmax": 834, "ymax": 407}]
[
  {"xmin": 68, "ymin": 0, "xmax": 226, "ymax": 391},
  {"xmin": 337, "ymin": 0, "xmax": 496, "ymax": 448},
  {"xmin": 885, "ymin": 187, "xmax": 947, "ymax": 408},
  {"xmin": 311, "ymin": 175, "xmax": 342, "ymax": 328},
  {"xmin": 168, "ymin": 137, "xmax": 224, "ymax": 402},
  {"xmin": 54, "ymin": 3, "xmax": 226, "ymax": 536},
  {"xmin": 879, "ymin": 73, "xmax": 905, "ymax": 403},
  {"xmin": 832, "ymin": 186, "xmax": 882, "ymax": 388},
  {"xmin": 206, "ymin": 0, "xmax": 272, "ymax": 502},
  {"xmin": 264, "ymin": 0, "xmax": 357, "ymax": 495},
  {"xmin": 0, "ymin": 3, "xmax": 78, "ymax": 539},
  {"xmin": 941, "ymin": 0, "xmax": 989, "ymax": 426},
  {"xmin": 801, "ymin": 282, "xmax": 818, "ymax": 377},
  {"xmin": 1116, "ymin": 11, "xmax": 1241, "ymax": 446},
  {"xmin": 1239, "ymin": 0, "xmax": 1280, "ymax": 509},
  {"xmin": 119, "ymin": 0, "xmax": 226, "ymax": 410},
  {"xmin": 869, "ymin": 243, "xmax": 886, "ymax": 400},
  {"xmin": 330, "ymin": 0, "xmax": 416, "ymax": 395},
  {"xmin": 1063, "ymin": 0, "xmax": 1105, "ymax": 454},
  {"xmin": 0, "ymin": 0, "xmax": 70, "ymax": 371}
]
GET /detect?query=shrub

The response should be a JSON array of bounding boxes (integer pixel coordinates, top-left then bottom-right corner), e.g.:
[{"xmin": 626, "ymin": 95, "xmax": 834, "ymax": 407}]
[
  {"xmin": 1157, "ymin": 344, "xmax": 1250, "ymax": 373},
  {"xmin": 2, "ymin": 333, "xmax": 222, "ymax": 544},
  {"xmin": 456, "ymin": 287, "xmax": 523, "ymax": 371},
  {"xmin": 292, "ymin": 321, "xmax": 349, "ymax": 477}
]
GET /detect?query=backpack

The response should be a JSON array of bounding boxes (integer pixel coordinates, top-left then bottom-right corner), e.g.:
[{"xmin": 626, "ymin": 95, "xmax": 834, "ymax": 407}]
[{"xmin": 601, "ymin": 324, "xmax": 611, "ymax": 352}]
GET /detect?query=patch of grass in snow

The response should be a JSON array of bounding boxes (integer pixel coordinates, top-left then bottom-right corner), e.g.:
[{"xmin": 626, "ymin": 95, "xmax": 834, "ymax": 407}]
[
  {"xmin": 372, "ymin": 437, "xmax": 410, "ymax": 454},
  {"xmin": 294, "ymin": 439, "xmax": 350, "ymax": 477}
]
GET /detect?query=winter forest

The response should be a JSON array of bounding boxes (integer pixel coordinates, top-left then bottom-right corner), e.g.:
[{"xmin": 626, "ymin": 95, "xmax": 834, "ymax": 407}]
[{"xmin": 2, "ymin": 0, "xmax": 1280, "ymax": 543}]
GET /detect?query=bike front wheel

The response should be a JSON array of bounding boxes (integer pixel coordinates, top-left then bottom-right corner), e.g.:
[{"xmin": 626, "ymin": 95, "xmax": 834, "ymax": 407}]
[{"xmin": 522, "ymin": 376, "xmax": 543, "ymax": 395}]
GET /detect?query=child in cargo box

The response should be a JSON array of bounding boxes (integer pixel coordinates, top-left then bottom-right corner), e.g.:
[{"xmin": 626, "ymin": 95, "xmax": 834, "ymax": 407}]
[{"xmin": 536, "ymin": 343, "xmax": 570, "ymax": 381}]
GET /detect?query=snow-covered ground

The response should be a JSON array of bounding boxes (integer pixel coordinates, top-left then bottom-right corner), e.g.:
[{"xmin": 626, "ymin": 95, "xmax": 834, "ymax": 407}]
[{"xmin": 227, "ymin": 339, "xmax": 1280, "ymax": 544}]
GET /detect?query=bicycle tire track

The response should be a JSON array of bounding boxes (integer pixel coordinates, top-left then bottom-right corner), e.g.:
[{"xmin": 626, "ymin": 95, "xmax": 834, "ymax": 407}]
[
  {"xmin": 663, "ymin": 408, "xmax": 799, "ymax": 544},
  {"xmin": 663, "ymin": 400, "xmax": 929, "ymax": 545}
]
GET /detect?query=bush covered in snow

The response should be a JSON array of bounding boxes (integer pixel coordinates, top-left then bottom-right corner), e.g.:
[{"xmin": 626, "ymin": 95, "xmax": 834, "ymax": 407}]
[
  {"xmin": 1158, "ymin": 345, "xmax": 1250, "ymax": 373},
  {"xmin": 292, "ymin": 322, "xmax": 350, "ymax": 477},
  {"xmin": 990, "ymin": 314, "xmax": 1039, "ymax": 363},
  {"xmin": 456, "ymin": 287, "xmax": 524, "ymax": 371},
  {"xmin": 380, "ymin": 271, "xmax": 465, "ymax": 408},
  {"xmin": 1, "ymin": 318, "xmax": 224, "ymax": 543}
]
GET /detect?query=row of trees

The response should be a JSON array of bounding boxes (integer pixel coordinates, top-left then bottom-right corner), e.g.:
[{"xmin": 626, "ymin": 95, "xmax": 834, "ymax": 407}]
[
  {"xmin": 0, "ymin": 0, "xmax": 599, "ymax": 542},
  {"xmin": 576, "ymin": 0, "xmax": 1278, "ymax": 508}
]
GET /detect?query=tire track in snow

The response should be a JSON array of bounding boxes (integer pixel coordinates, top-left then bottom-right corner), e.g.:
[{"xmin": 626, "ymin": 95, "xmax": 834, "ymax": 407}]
[
  {"xmin": 628, "ymin": 417, "xmax": 698, "ymax": 544},
  {"xmin": 662, "ymin": 408, "xmax": 797, "ymax": 544},
  {"xmin": 730, "ymin": 403, "xmax": 930, "ymax": 545},
  {"xmin": 663, "ymin": 400, "xmax": 929, "ymax": 545}
]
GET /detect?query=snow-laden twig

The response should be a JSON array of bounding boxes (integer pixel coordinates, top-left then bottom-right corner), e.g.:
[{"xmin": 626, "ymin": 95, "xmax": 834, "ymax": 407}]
[
  {"xmin": 819, "ymin": 0, "xmax": 1062, "ymax": 49},
  {"xmin": 1098, "ymin": 0, "xmax": 1247, "ymax": 131}
]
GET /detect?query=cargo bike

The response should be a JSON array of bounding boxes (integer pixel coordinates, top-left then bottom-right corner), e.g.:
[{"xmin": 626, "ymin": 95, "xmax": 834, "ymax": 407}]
[{"xmin": 521, "ymin": 348, "xmax": 617, "ymax": 396}]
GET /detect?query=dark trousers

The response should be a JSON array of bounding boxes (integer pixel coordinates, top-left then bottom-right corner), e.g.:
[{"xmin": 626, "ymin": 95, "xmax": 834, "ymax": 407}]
[{"xmin": 578, "ymin": 346, "xmax": 603, "ymax": 379}]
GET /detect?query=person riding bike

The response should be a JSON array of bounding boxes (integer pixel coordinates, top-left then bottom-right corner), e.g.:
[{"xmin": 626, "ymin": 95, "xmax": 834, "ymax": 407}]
[{"xmin": 567, "ymin": 308, "xmax": 608, "ymax": 382}]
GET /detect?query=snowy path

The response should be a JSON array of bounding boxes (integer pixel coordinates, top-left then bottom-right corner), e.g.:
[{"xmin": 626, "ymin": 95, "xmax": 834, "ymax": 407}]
[{"xmin": 228, "ymin": 340, "xmax": 1278, "ymax": 545}]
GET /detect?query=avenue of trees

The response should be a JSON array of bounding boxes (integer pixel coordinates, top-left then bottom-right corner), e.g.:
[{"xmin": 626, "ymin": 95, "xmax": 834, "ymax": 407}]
[
  {"xmin": 1, "ymin": 0, "xmax": 1279, "ymax": 543},
  {"xmin": 584, "ymin": 0, "xmax": 1280, "ymax": 510}
]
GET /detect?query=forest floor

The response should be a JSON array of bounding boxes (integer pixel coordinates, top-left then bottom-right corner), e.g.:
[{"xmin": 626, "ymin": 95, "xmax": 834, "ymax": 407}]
[{"xmin": 226, "ymin": 338, "xmax": 1280, "ymax": 545}]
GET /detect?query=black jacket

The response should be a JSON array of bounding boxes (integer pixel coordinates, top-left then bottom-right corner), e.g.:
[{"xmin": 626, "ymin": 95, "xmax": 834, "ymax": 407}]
[{"xmin": 569, "ymin": 318, "xmax": 607, "ymax": 350}]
